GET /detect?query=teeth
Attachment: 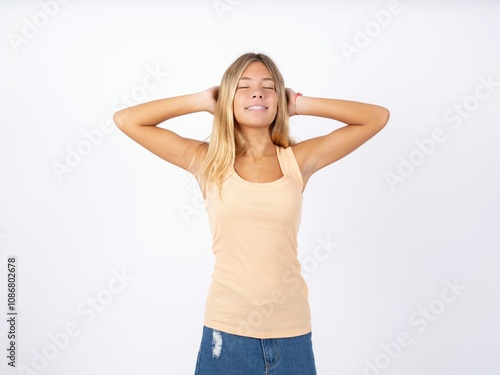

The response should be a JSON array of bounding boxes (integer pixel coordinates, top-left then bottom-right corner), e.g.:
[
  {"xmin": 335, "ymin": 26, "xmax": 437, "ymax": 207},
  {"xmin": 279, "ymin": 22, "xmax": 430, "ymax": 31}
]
[{"xmin": 247, "ymin": 106, "xmax": 266, "ymax": 110}]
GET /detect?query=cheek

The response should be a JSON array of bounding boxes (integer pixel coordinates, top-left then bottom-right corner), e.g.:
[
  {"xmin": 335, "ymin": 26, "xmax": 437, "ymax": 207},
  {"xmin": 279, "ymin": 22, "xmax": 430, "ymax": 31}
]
[
  {"xmin": 233, "ymin": 97, "xmax": 244, "ymax": 120},
  {"xmin": 270, "ymin": 97, "xmax": 279, "ymax": 117}
]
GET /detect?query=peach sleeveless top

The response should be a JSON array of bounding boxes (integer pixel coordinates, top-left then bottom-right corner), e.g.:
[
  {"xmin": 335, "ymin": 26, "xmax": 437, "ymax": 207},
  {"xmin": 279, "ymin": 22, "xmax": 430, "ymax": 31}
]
[{"xmin": 203, "ymin": 145, "xmax": 311, "ymax": 339}]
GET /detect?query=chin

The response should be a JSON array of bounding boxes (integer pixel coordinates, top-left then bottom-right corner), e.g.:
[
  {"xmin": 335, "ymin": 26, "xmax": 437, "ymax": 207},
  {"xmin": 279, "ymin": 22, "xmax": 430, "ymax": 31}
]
[{"xmin": 235, "ymin": 120, "xmax": 274, "ymax": 129}]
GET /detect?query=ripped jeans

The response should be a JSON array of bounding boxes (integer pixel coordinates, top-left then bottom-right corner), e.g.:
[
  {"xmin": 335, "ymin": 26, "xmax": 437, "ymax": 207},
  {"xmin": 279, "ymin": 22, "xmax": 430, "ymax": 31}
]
[{"xmin": 194, "ymin": 326, "xmax": 317, "ymax": 374}]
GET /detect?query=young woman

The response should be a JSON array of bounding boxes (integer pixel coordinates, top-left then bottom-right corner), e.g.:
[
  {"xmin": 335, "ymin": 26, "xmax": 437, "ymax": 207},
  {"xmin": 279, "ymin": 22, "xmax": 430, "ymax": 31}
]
[{"xmin": 113, "ymin": 52, "xmax": 389, "ymax": 374}]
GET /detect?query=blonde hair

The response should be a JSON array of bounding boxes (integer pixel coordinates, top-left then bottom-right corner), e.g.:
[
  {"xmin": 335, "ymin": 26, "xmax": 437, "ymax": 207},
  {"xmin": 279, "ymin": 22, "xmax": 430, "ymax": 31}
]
[{"xmin": 197, "ymin": 52, "xmax": 293, "ymax": 195}]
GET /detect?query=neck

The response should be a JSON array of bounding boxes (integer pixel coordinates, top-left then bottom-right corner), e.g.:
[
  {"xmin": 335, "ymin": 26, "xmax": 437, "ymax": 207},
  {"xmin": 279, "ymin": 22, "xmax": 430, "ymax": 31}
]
[{"xmin": 238, "ymin": 126, "xmax": 275, "ymax": 158}]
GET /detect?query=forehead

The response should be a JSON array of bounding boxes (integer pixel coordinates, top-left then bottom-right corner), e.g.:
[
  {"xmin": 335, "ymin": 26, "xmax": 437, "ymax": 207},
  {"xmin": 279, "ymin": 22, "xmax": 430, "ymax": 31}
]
[{"xmin": 240, "ymin": 61, "xmax": 273, "ymax": 79}]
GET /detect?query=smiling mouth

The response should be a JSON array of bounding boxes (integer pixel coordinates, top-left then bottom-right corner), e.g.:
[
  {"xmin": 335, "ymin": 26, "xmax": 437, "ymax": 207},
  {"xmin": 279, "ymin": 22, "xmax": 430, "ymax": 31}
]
[{"xmin": 245, "ymin": 106, "xmax": 268, "ymax": 110}]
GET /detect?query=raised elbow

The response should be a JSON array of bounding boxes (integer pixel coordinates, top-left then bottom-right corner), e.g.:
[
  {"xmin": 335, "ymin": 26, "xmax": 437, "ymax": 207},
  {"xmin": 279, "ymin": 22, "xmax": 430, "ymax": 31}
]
[
  {"xmin": 376, "ymin": 106, "xmax": 390, "ymax": 129},
  {"xmin": 113, "ymin": 108, "xmax": 129, "ymax": 130}
]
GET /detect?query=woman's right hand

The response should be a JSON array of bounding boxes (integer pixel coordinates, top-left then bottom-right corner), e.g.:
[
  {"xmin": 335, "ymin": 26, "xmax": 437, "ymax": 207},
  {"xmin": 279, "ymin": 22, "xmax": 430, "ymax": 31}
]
[{"xmin": 201, "ymin": 86, "xmax": 219, "ymax": 115}]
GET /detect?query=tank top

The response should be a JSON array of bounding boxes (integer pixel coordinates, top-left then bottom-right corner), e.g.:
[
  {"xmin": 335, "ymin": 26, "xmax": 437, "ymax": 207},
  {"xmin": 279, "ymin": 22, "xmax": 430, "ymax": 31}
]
[{"xmin": 203, "ymin": 145, "xmax": 312, "ymax": 339}]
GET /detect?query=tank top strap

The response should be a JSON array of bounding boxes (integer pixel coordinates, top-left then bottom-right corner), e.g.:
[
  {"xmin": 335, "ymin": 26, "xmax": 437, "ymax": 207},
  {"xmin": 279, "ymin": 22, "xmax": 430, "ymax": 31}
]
[{"xmin": 277, "ymin": 145, "xmax": 304, "ymax": 187}]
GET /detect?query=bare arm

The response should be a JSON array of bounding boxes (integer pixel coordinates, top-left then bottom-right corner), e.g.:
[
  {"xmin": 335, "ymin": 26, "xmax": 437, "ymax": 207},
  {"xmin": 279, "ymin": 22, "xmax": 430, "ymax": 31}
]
[
  {"xmin": 113, "ymin": 87, "xmax": 218, "ymax": 172},
  {"xmin": 288, "ymin": 89, "xmax": 390, "ymax": 186}
]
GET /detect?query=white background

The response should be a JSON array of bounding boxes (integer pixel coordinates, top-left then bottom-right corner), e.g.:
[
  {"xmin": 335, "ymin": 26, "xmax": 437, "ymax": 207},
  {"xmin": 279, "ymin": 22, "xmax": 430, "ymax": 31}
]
[{"xmin": 0, "ymin": 0, "xmax": 499, "ymax": 374}]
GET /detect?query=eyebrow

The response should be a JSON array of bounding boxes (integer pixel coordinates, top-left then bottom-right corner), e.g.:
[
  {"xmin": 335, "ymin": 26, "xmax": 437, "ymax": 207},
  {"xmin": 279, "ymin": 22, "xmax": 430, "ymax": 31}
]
[{"xmin": 239, "ymin": 77, "xmax": 274, "ymax": 82}]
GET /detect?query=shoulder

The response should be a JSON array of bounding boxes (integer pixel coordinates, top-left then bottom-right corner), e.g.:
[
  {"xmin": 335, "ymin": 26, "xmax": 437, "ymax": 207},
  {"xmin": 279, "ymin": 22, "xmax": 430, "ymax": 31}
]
[
  {"xmin": 290, "ymin": 142, "xmax": 311, "ymax": 175},
  {"xmin": 188, "ymin": 142, "xmax": 209, "ymax": 176}
]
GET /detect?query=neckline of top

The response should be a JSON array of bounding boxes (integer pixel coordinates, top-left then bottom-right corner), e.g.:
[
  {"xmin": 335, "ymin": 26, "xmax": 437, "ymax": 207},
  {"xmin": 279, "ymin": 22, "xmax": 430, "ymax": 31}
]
[{"xmin": 232, "ymin": 145, "xmax": 286, "ymax": 186}]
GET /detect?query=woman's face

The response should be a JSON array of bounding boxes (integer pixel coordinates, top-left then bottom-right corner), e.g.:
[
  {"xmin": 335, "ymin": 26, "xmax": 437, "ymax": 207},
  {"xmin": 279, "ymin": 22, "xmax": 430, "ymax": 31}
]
[{"xmin": 233, "ymin": 61, "xmax": 278, "ymax": 129}]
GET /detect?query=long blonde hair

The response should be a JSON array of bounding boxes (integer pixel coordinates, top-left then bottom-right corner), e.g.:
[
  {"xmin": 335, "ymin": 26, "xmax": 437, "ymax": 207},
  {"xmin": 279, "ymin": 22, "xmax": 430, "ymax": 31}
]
[{"xmin": 197, "ymin": 52, "xmax": 293, "ymax": 195}]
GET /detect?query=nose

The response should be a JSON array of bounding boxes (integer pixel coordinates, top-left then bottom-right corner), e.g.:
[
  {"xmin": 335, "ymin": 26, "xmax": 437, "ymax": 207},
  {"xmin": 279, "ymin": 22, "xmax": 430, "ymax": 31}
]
[{"xmin": 251, "ymin": 92, "xmax": 263, "ymax": 98}]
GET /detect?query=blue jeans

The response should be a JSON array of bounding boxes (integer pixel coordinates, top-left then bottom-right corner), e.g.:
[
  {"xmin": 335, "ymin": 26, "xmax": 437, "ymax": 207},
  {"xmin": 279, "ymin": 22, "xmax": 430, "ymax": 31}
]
[{"xmin": 194, "ymin": 326, "xmax": 317, "ymax": 374}]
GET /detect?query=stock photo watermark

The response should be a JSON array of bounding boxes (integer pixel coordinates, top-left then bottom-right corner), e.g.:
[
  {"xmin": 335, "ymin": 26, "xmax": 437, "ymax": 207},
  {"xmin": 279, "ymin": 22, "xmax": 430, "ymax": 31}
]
[
  {"xmin": 15, "ymin": 268, "xmax": 135, "ymax": 374},
  {"xmin": 236, "ymin": 236, "xmax": 340, "ymax": 336},
  {"xmin": 339, "ymin": 0, "xmax": 403, "ymax": 63},
  {"xmin": 384, "ymin": 74, "xmax": 499, "ymax": 192},
  {"xmin": 51, "ymin": 64, "xmax": 169, "ymax": 182},
  {"xmin": 360, "ymin": 278, "xmax": 466, "ymax": 375},
  {"xmin": 300, "ymin": 235, "xmax": 340, "ymax": 282},
  {"xmin": 6, "ymin": 257, "xmax": 17, "ymax": 368},
  {"xmin": 179, "ymin": 184, "xmax": 205, "ymax": 224},
  {"xmin": 212, "ymin": 0, "xmax": 243, "ymax": 20},
  {"xmin": 7, "ymin": 0, "xmax": 70, "ymax": 54}
]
